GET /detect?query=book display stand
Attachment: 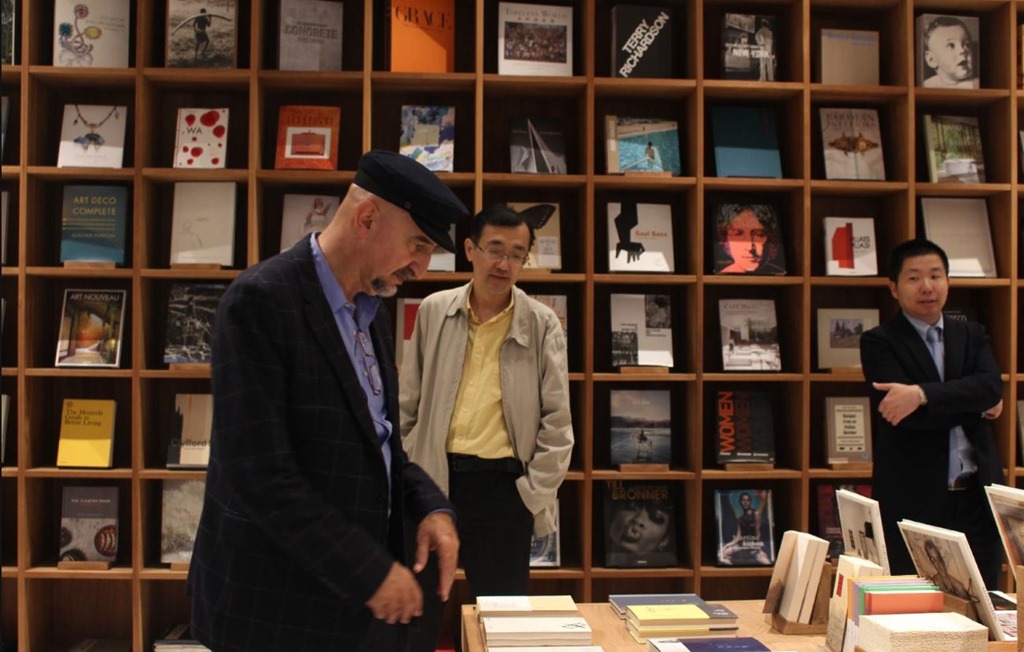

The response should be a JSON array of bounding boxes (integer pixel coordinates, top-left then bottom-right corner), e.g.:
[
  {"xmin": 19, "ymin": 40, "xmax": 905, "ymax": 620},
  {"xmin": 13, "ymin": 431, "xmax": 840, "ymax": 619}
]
[{"xmin": 767, "ymin": 561, "xmax": 831, "ymax": 635}]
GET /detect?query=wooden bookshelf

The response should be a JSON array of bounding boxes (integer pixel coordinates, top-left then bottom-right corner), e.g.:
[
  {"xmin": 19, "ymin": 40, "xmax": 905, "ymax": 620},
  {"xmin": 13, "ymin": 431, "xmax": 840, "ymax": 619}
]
[{"xmin": 0, "ymin": 0, "xmax": 1021, "ymax": 648}]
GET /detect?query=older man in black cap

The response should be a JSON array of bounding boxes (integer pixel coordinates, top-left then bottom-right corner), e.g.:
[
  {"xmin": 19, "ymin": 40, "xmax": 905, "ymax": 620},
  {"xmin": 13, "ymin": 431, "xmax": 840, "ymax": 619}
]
[{"xmin": 188, "ymin": 150, "xmax": 468, "ymax": 651}]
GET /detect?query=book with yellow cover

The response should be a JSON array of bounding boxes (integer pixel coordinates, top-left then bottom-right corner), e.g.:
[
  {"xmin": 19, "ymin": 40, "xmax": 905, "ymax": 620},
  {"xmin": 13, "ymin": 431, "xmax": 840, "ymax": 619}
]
[
  {"xmin": 626, "ymin": 603, "xmax": 710, "ymax": 626},
  {"xmin": 57, "ymin": 399, "xmax": 116, "ymax": 468}
]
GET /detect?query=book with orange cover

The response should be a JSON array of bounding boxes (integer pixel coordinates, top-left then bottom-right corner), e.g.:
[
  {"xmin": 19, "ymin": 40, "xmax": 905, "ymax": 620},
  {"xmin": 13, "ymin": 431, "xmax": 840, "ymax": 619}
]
[
  {"xmin": 863, "ymin": 587, "xmax": 944, "ymax": 615},
  {"xmin": 389, "ymin": 0, "xmax": 455, "ymax": 73},
  {"xmin": 274, "ymin": 105, "xmax": 341, "ymax": 170}
]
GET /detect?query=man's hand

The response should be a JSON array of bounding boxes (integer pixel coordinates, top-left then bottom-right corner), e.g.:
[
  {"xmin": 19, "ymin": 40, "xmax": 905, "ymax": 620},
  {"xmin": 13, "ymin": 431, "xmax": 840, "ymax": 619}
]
[
  {"xmin": 872, "ymin": 382, "xmax": 924, "ymax": 426},
  {"xmin": 982, "ymin": 398, "xmax": 1003, "ymax": 420},
  {"xmin": 414, "ymin": 512, "xmax": 459, "ymax": 602},
  {"xmin": 365, "ymin": 562, "xmax": 423, "ymax": 625}
]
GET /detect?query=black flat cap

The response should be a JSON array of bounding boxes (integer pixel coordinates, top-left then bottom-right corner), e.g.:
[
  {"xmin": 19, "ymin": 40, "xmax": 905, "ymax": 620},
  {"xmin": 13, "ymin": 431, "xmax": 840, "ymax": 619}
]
[{"xmin": 354, "ymin": 150, "xmax": 469, "ymax": 252}]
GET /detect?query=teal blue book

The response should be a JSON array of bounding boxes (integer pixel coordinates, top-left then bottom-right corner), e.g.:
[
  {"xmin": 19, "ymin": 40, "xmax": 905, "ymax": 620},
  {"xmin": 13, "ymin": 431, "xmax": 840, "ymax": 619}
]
[
  {"xmin": 60, "ymin": 185, "xmax": 128, "ymax": 264},
  {"xmin": 710, "ymin": 106, "xmax": 782, "ymax": 178}
]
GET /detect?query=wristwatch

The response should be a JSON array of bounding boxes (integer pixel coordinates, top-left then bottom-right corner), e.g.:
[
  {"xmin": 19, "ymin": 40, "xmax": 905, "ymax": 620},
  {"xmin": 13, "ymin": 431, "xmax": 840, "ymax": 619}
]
[{"xmin": 917, "ymin": 386, "xmax": 927, "ymax": 405}]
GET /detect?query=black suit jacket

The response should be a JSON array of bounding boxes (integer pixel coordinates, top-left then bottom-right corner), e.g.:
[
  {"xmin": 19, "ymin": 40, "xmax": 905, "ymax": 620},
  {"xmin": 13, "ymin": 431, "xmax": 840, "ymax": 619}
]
[
  {"xmin": 860, "ymin": 313, "xmax": 1003, "ymax": 572},
  {"xmin": 188, "ymin": 238, "xmax": 451, "ymax": 651}
]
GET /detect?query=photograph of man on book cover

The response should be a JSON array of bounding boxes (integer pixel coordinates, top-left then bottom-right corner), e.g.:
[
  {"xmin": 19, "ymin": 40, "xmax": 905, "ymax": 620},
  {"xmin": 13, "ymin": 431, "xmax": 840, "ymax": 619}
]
[
  {"xmin": 604, "ymin": 480, "xmax": 677, "ymax": 567},
  {"xmin": 712, "ymin": 203, "xmax": 786, "ymax": 275}
]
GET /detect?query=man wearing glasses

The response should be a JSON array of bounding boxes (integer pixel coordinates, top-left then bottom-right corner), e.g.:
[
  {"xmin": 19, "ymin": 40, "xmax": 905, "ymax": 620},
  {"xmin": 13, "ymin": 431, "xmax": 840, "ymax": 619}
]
[
  {"xmin": 400, "ymin": 205, "xmax": 574, "ymax": 651},
  {"xmin": 189, "ymin": 151, "xmax": 467, "ymax": 651}
]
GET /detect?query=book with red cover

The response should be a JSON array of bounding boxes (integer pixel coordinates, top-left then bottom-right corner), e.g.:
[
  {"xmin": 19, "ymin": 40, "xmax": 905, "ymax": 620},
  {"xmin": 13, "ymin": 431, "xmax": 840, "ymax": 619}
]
[
  {"xmin": 274, "ymin": 105, "xmax": 341, "ymax": 170},
  {"xmin": 389, "ymin": 0, "xmax": 455, "ymax": 73}
]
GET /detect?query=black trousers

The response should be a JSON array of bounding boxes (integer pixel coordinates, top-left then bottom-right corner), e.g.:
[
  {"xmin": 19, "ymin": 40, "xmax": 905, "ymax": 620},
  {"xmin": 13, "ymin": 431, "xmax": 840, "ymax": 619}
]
[{"xmin": 408, "ymin": 459, "xmax": 533, "ymax": 652}]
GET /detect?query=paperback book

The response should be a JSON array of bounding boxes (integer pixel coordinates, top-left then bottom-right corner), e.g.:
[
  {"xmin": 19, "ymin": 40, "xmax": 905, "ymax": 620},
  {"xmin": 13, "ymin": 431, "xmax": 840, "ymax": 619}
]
[
  {"xmin": 166, "ymin": 0, "xmax": 237, "ymax": 68},
  {"xmin": 162, "ymin": 282, "xmax": 228, "ymax": 364},
  {"xmin": 611, "ymin": 5, "xmax": 673, "ymax": 79},
  {"xmin": 60, "ymin": 185, "xmax": 128, "ymax": 265},
  {"xmin": 817, "ymin": 483, "xmax": 871, "ymax": 559},
  {"xmin": 710, "ymin": 106, "xmax": 782, "ymax": 178},
  {"xmin": 509, "ymin": 202, "xmax": 561, "ymax": 271},
  {"xmin": 983, "ymin": 484, "xmax": 1024, "ymax": 571},
  {"xmin": 57, "ymin": 398, "xmax": 116, "ymax": 468},
  {"xmin": 399, "ymin": 105, "xmax": 454, "ymax": 173},
  {"xmin": 160, "ymin": 478, "xmax": 205, "ymax": 563},
  {"xmin": 0, "ymin": 394, "xmax": 8, "ymax": 465},
  {"xmin": 718, "ymin": 299, "xmax": 781, "ymax": 372},
  {"xmin": 274, "ymin": 105, "xmax": 341, "ymax": 170},
  {"xmin": 60, "ymin": 486, "xmax": 118, "ymax": 563},
  {"xmin": 825, "ymin": 397, "xmax": 872, "ymax": 465},
  {"xmin": 919, "ymin": 197, "xmax": 996, "ymax": 278},
  {"xmin": 824, "ymin": 217, "xmax": 877, "ymax": 276},
  {"xmin": 170, "ymin": 181, "xmax": 237, "ymax": 266},
  {"xmin": 604, "ymin": 116, "xmax": 681, "ymax": 175},
  {"xmin": 711, "ymin": 203, "xmax": 786, "ymax": 275},
  {"xmin": 914, "ymin": 14, "xmax": 980, "ymax": 89},
  {"xmin": 53, "ymin": 0, "xmax": 130, "ymax": 68},
  {"xmin": 55, "ymin": 289, "xmax": 127, "ymax": 368},
  {"xmin": 278, "ymin": 0, "xmax": 343, "ymax": 71},
  {"xmin": 816, "ymin": 308, "xmax": 878, "ymax": 370},
  {"xmin": 389, "ymin": 0, "xmax": 455, "ymax": 73},
  {"xmin": 1, "ymin": 0, "xmax": 13, "ymax": 64},
  {"xmin": 922, "ymin": 114, "xmax": 985, "ymax": 183},
  {"xmin": 279, "ymin": 193, "xmax": 339, "ymax": 252},
  {"xmin": 173, "ymin": 107, "xmax": 229, "ymax": 168},
  {"xmin": 497, "ymin": 2, "xmax": 572, "ymax": 77},
  {"xmin": 722, "ymin": 13, "xmax": 775, "ymax": 81},
  {"xmin": 610, "ymin": 293, "xmax": 673, "ymax": 368},
  {"xmin": 607, "ymin": 201, "xmax": 673, "ymax": 272},
  {"xmin": 428, "ymin": 224, "xmax": 456, "ymax": 272},
  {"xmin": 609, "ymin": 389, "xmax": 671, "ymax": 466},
  {"xmin": 603, "ymin": 479, "xmax": 677, "ymax": 568},
  {"xmin": 166, "ymin": 393, "xmax": 213, "ymax": 468},
  {"xmin": 835, "ymin": 488, "xmax": 889, "ymax": 573},
  {"xmin": 509, "ymin": 117, "xmax": 567, "ymax": 174},
  {"xmin": 819, "ymin": 108, "xmax": 885, "ymax": 181},
  {"xmin": 714, "ymin": 389, "xmax": 774, "ymax": 465},
  {"xmin": 715, "ymin": 489, "xmax": 775, "ymax": 566},
  {"xmin": 57, "ymin": 104, "xmax": 128, "ymax": 168},
  {"xmin": 820, "ymin": 29, "xmax": 878, "ymax": 85}
]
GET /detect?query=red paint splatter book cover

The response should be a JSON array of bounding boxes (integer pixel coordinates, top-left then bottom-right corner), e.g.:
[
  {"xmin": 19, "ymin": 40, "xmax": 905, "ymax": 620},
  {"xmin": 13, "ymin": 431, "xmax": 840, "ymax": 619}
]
[{"xmin": 174, "ymin": 107, "xmax": 229, "ymax": 169}]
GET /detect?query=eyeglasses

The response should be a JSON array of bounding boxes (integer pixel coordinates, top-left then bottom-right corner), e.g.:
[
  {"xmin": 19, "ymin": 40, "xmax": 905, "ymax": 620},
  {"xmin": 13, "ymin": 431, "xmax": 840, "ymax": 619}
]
[
  {"xmin": 475, "ymin": 243, "xmax": 529, "ymax": 266},
  {"xmin": 354, "ymin": 329, "xmax": 383, "ymax": 396}
]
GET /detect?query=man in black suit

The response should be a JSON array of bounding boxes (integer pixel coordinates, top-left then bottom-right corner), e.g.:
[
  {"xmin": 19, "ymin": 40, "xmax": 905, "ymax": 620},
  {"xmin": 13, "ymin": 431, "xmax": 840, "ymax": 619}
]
[
  {"xmin": 860, "ymin": 239, "xmax": 1004, "ymax": 588},
  {"xmin": 188, "ymin": 151, "xmax": 468, "ymax": 651}
]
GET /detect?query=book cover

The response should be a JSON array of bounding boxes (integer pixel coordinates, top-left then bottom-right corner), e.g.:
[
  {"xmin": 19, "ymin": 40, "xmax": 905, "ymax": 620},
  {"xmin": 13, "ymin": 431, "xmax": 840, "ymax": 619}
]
[
  {"xmin": 604, "ymin": 116, "xmax": 681, "ymax": 175},
  {"xmin": 163, "ymin": 282, "xmax": 228, "ymax": 364},
  {"xmin": 820, "ymin": 108, "xmax": 885, "ymax": 181},
  {"xmin": 395, "ymin": 297, "xmax": 421, "ymax": 370},
  {"xmin": 57, "ymin": 104, "xmax": 127, "ymax": 168},
  {"xmin": 610, "ymin": 594, "xmax": 721, "ymax": 618},
  {"xmin": 60, "ymin": 185, "xmax": 128, "ymax": 264},
  {"xmin": 509, "ymin": 117, "xmax": 567, "ymax": 174},
  {"xmin": 715, "ymin": 489, "xmax": 775, "ymax": 566},
  {"xmin": 55, "ymin": 289, "xmax": 126, "ymax": 368},
  {"xmin": 611, "ymin": 5, "xmax": 673, "ymax": 79},
  {"xmin": 428, "ymin": 224, "xmax": 456, "ymax": 271},
  {"xmin": 835, "ymin": 488, "xmax": 890, "ymax": 574},
  {"xmin": 718, "ymin": 299, "xmax": 781, "ymax": 372},
  {"xmin": 57, "ymin": 398, "xmax": 116, "ymax": 468},
  {"xmin": 170, "ymin": 181, "xmax": 237, "ymax": 265},
  {"xmin": 53, "ymin": 0, "xmax": 130, "ymax": 68},
  {"xmin": 715, "ymin": 389, "xmax": 775, "ymax": 465},
  {"xmin": 603, "ymin": 479, "xmax": 677, "ymax": 567},
  {"xmin": 160, "ymin": 478, "xmax": 205, "ymax": 563},
  {"xmin": 816, "ymin": 308, "xmax": 879, "ymax": 370},
  {"xmin": 919, "ymin": 197, "xmax": 995, "ymax": 278},
  {"xmin": 824, "ymin": 217, "xmax": 877, "ymax": 276},
  {"xmin": 508, "ymin": 202, "xmax": 561, "ymax": 270},
  {"xmin": 722, "ymin": 14, "xmax": 775, "ymax": 81},
  {"xmin": 710, "ymin": 106, "xmax": 782, "ymax": 178},
  {"xmin": 1, "ymin": 96, "xmax": 7, "ymax": 161},
  {"xmin": 166, "ymin": 393, "xmax": 213, "ymax": 468},
  {"xmin": 278, "ymin": 0, "xmax": 343, "ymax": 71},
  {"xmin": 497, "ymin": 2, "xmax": 572, "ymax": 77},
  {"xmin": 527, "ymin": 294, "xmax": 567, "ymax": 338},
  {"xmin": 60, "ymin": 485, "xmax": 118, "ymax": 562},
  {"xmin": 711, "ymin": 203, "xmax": 786, "ymax": 275},
  {"xmin": 1, "ymin": 189, "xmax": 6, "ymax": 265},
  {"xmin": 610, "ymin": 293, "xmax": 673, "ymax": 368},
  {"xmin": 825, "ymin": 554, "xmax": 883, "ymax": 652},
  {"xmin": 279, "ymin": 193, "xmax": 339, "ymax": 252},
  {"xmin": 777, "ymin": 531, "xmax": 830, "ymax": 623},
  {"xmin": 922, "ymin": 114, "xmax": 985, "ymax": 183},
  {"xmin": 825, "ymin": 397, "xmax": 872, "ymax": 465},
  {"xmin": 399, "ymin": 105, "xmax": 454, "ymax": 173},
  {"xmin": 607, "ymin": 202, "xmax": 673, "ymax": 273},
  {"xmin": 173, "ymin": 107, "xmax": 229, "ymax": 168},
  {"xmin": 477, "ymin": 594, "xmax": 577, "ymax": 617},
  {"xmin": 390, "ymin": 0, "xmax": 454, "ymax": 73},
  {"xmin": 820, "ymin": 29, "xmax": 878, "ymax": 85},
  {"xmin": 0, "ymin": 393, "xmax": 8, "ymax": 465},
  {"xmin": 529, "ymin": 498, "xmax": 560, "ymax": 567},
  {"xmin": 274, "ymin": 105, "xmax": 341, "ymax": 170},
  {"xmin": 817, "ymin": 484, "xmax": 872, "ymax": 559},
  {"xmin": 915, "ymin": 14, "xmax": 979, "ymax": 89},
  {"xmin": 649, "ymin": 638, "xmax": 769, "ymax": 652},
  {"xmin": 1, "ymin": 0, "xmax": 13, "ymax": 64},
  {"xmin": 609, "ymin": 389, "xmax": 671, "ymax": 466},
  {"xmin": 983, "ymin": 485, "xmax": 1024, "ymax": 571},
  {"xmin": 166, "ymin": 0, "xmax": 237, "ymax": 68}
]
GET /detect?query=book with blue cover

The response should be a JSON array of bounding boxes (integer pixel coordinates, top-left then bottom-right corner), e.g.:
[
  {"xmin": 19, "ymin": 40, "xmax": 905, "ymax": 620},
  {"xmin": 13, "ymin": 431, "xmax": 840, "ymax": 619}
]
[
  {"xmin": 60, "ymin": 185, "xmax": 129, "ymax": 264},
  {"xmin": 605, "ymin": 115, "xmax": 681, "ymax": 175},
  {"xmin": 710, "ymin": 106, "xmax": 782, "ymax": 178},
  {"xmin": 400, "ymin": 105, "xmax": 455, "ymax": 172}
]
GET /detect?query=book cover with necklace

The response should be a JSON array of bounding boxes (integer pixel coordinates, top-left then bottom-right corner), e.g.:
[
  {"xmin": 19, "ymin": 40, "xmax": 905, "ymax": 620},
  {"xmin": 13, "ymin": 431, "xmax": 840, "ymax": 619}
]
[{"xmin": 58, "ymin": 104, "xmax": 128, "ymax": 168}]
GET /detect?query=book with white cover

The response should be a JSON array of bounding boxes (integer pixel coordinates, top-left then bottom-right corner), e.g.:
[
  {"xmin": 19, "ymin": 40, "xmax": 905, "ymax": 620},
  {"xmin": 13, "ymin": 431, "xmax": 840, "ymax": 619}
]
[
  {"xmin": 820, "ymin": 108, "xmax": 885, "ymax": 181},
  {"xmin": 278, "ymin": 0, "xmax": 343, "ymax": 71},
  {"xmin": 53, "ymin": 0, "xmax": 130, "ymax": 68},
  {"xmin": 279, "ymin": 193, "xmax": 339, "ymax": 252},
  {"xmin": 173, "ymin": 107, "xmax": 229, "ymax": 168},
  {"xmin": 508, "ymin": 202, "xmax": 561, "ymax": 271},
  {"xmin": 983, "ymin": 484, "xmax": 1024, "ymax": 571},
  {"xmin": 919, "ymin": 197, "xmax": 996, "ymax": 278},
  {"xmin": 170, "ymin": 182, "xmax": 236, "ymax": 266},
  {"xmin": 497, "ymin": 2, "xmax": 572, "ymax": 77},
  {"xmin": 477, "ymin": 594, "xmax": 578, "ymax": 617},
  {"xmin": 57, "ymin": 104, "xmax": 128, "ymax": 168},
  {"xmin": 428, "ymin": 224, "xmax": 456, "ymax": 271},
  {"xmin": 835, "ymin": 488, "xmax": 889, "ymax": 574},
  {"xmin": 607, "ymin": 202, "xmax": 673, "ymax": 273},
  {"xmin": 824, "ymin": 217, "xmax": 877, "ymax": 276},
  {"xmin": 825, "ymin": 554, "xmax": 883, "ymax": 652},
  {"xmin": 718, "ymin": 299, "xmax": 781, "ymax": 372},
  {"xmin": 820, "ymin": 29, "xmax": 879, "ymax": 85},
  {"xmin": 771, "ymin": 531, "xmax": 829, "ymax": 624},
  {"xmin": 610, "ymin": 293, "xmax": 673, "ymax": 368},
  {"xmin": 395, "ymin": 298, "xmax": 421, "ymax": 371},
  {"xmin": 481, "ymin": 615, "xmax": 592, "ymax": 645},
  {"xmin": 166, "ymin": 393, "xmax": 213, "ymax": 468},
  {"xmin": 859, "ymin": 612, "xmax": 988, "ymax": 652}
]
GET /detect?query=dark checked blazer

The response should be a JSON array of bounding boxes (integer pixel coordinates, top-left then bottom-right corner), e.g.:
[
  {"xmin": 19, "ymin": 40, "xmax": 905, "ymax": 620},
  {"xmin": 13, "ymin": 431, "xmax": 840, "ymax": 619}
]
[
  {"xmin": 188, "ymin": 238, "xmax": 451, "ymax": 651},
  {"xmin": 860, "ymin": 312, "xmax": 1003, "ymax": 574}
]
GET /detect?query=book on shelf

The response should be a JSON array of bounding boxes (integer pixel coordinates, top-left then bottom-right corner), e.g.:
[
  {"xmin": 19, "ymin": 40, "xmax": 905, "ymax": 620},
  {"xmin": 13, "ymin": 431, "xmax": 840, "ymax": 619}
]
[
  {"xmin": 648, "ymin": 637, "xmax": 769, "ymax": 652},
  {"xmin": 160, "ymin": 478, "xmax": 205, "ymax": 564},
  {"xmin": 1018, "ymin": 401, "xmax": 1024, "ymax": 471},
  {"xmin": 715, "ymin": 489, "xmax": 775, "ymax": 566},
  {"xmin": 819, "ymin": 108, "xmax": 885, "ymax": 181},
  {"xmin": 170, "ymin": 181, "xmax": 237, "ymax": 266},
  {"xmin": 774, "ymin": 530, "xmax": 830, "ymax": 624},
  {"xmin": 395, "ymin": 297, "xmax": 421, "ymax": 371},
  {"xmin": 817, "ymin": 483, "xmax": 872, "ymax": 560},
  {"xmin": 388, "ymin": 0, "xmax": 454, "ymax": 73},
  {"xmin": 825, "ymin": 397, "xmax": 872, "ymax": 466},
  {"xmin": 709, "ymin": 106, "xmax": 782, "ymax": 178},
  {"xmin": 428, "ymin": 224, "xmax": 456, "ymax": 272},
  {"xmin": 603, "ymin": 479, "xmax": 678, "ymax": 568},
  {"xmin": 527, "ymin": 294, "xmax": 567, "ymax": 338},
  {"xmin": 711, "ymin": 203, "xmax": 786, "ymax": 275},
  {"xmin": 722, "ymin": 13, "xmax": 776, "ymax": 81},
  {"xmin": 1, "ymin": 189, "xmax": 7, "ymax": 266},
  {"xmin": 173, "ymin": 107, "xmax": 229, "ymax": 168},
  {"xmin": 1, "ymin": 393, "xmax": 8, "ymax": 465},
  {"xmin": 529, "ymin": 498, "xmax": 560, "ymax": 567},
  {"xmin": 278, "ymin": 0, "xmax": 343, "ymax": 71},
  {"xmin": 859, "ymin": 612, "xmax": 988, "ymax": 652},
  {"xmin": 611, "ymin": 5, "xmax": 673, "ymax": 79},
  {"xmin": 819, "ymin": 29, "xmax": 878, "ymax": 85},
  {"xmin": 922, "ymin": 114, "xmax": 985, "ymax": 183},
  {"xmin": 53, "ymin": 0, "xmax": 130, "ymax": 68},
  {"xmin": 55, "ymin": 289, "xmax": 127, "ymax": 368},
  {"xmin": 60, "ymin": 185, "xmax": 128, "ymax": 265},
  {"xmin": 509, "ymin": 117, "xmax": 567, "ymax": 174},
  {"xmin": 497, "ymin": 1, "xmax": 572, "ymax": 77},
  {"xmin": 509, "ymin": 202, "xmax": 561, "ymax": 271},
  {"xmin": 610, "ymin": 293, "xmax": 673, "ymax": 368},
  {"xmin": 919, "ymin": 197, "xmax": 996, "ymax": 278},
  {"xmin": 983, "ymin": 484, "xmax": 1024, "ymax": 571},
  {"xmin": 153, "ymin": 624, "xmax": 205, "ymax": 650},
  {"xmin": 0, "ymin": 96, "xmax": 7, "ymax": 160},
  {"xmin": 399, "ymin": 105, "xmax": 454, "ymax": 173},
  {"xmin": 60, "ymin": 485, "xmax": 119, "ymax": 563},
  {"xmin": 914, "ymin": 14, "xmax": 980, "ymax": 89},
  {"xmin": 57, "ymin": 398, "xmax": 116, "ymax": 468},
  {"xmin": 165, "ymin": 0, "xmax": 237, "ymax": 68},
  {"xmin": 604, "ymin": 116, "xmax": 681, "ymax": 175},
  {"xmin": 835, "ymin": 488, "xmax": 890, "ymax": 574},
  {"xmin": 166, "ymin": 393, "xmax": 213, "ymax": 468},
  {"xmin": 609, "ymin": 389, "xmax": 671, "ymax": 466},
  {"xmin": 0, "ymin": 0, "xmax": 13, "ymax": 65},
  {"xmin": 715, "ymin": 389, "xmax": 775, "ymax": 465},
  {"xmin": 816, "ymin": 308, "xmax": 878, "ymax": 370},
  {"xmin": 274, "ymin": 105, "xmax": 341, "ymax": 170},
  {"xmin": 477, "ymin": 594, "xmax": 578, "ymax": 618},
  {"xmin": 718, "ymin": 299, "xmax": 781, "ymax": 372},
  {"xmin": 163, "ymin": 282, "xmax": 228, "ymax": 365},
  {"xmin": 824, "ymin": 217, "xmax": 877, "ymax": 277},
  {"xmin": 607, "ymin": 201, "xmax": 673, "ymax": 273},
  {"xmin": 57, "ymin": 104, "xmax": 128, "ymax": 169},
  {"xmin": 824, "ymin": 553, "xmax": 883, "ymax": 652},
  {"xmin": 279, "ymin": 193, "xmax": 339, "ymax": 253}
]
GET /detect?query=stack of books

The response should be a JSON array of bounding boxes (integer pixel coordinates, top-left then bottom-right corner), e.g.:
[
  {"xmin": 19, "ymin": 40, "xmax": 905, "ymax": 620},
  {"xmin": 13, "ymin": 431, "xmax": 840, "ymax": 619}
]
[
  {"xmin": 609, "ymin": 594, "xmax": 739, "ymax": 643},
  {"xmin": 478, "ymin": 595, "xmax": 593, "ymax": 647}
]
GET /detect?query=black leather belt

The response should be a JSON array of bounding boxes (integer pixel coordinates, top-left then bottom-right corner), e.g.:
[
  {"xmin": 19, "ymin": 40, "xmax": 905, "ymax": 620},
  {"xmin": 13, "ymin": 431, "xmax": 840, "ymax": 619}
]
[{"xmin": 447, "ymin": 453, "xmax": 523, "ymax": 475}]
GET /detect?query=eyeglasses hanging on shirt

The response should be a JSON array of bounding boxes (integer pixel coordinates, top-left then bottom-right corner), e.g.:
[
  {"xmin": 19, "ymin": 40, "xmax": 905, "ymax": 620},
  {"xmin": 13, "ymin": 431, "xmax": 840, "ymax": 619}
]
[{"xmin": 353, "ymin": 328, "xmax": 383, "ymax": 396}]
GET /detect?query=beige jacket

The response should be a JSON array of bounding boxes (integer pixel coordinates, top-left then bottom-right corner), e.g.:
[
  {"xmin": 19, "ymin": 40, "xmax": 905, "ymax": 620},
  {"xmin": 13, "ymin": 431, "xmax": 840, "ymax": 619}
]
[{"xmin": 399, "ymin": 283, "xmax": 573, "ymax": 536}]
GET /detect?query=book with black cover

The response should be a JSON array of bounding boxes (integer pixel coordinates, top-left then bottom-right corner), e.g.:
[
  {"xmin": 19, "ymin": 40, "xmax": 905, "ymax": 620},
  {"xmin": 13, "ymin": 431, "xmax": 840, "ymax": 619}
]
[
  {"xmin": 715, "ymin": 489, "xmax": 775, "ymax": 566},
  {"xmin": 509, "ymin": 117, "xmax": 567, "ymax": 174},
  {"xmin": 604, "ymin": 479, "xmax": 677, "ymax": 568},
  {"xmin": 611, "ymin": 5, "xmax": 673, "ymax": 79},
  {"xmin": 722, "ymin": 13, "xmax": 776, "ymax": 81},
  {"xmin": 715, "ymin": 389, "xmax": 775, "ymax": 465},
  {"xmin": 163, "ymin": 282, "xmax": 228, "ymax": 364}
]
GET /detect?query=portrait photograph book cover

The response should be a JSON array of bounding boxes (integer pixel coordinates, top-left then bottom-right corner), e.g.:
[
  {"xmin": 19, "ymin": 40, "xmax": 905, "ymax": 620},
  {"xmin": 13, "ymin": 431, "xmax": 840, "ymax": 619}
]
[
  {"xmin": 914, "ymin": 13, "xmax": 980, "ymax": 89},
  {"xmin": 710, "ymin": 203, "xmax": 786, "ymax": 275},
  {"xmin": 55, "ymin": 288, "xmax": 127, "ymax": 368},
  {"xmin": 609, "ymin": 389, "xmax": 671, "ymax": 466},
  {"xmin": 715, "ymin": 489, "xmax": 775, "ymax": 566},
  {"xmin": 165, "ymin": 0, "xmax": 237, "ymax": 68},
  {"xmin": 603, "ymin": 479, "xmax": 677, "ymax": 568}
]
